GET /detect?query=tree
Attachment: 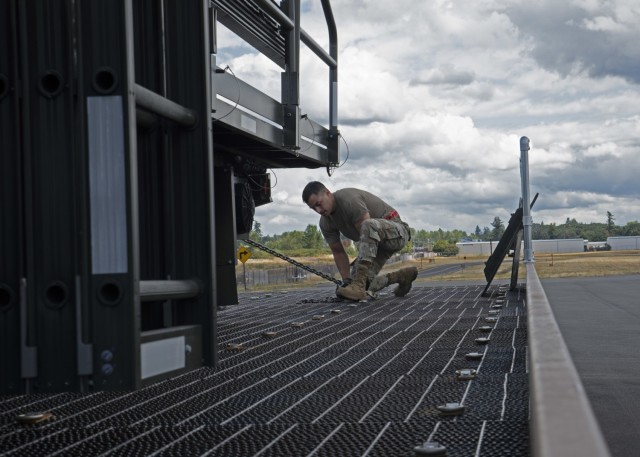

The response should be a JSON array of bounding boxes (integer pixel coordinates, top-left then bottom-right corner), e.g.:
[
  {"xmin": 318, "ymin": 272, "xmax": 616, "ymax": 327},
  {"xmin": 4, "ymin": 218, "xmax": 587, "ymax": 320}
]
[
  {"xmin": 249, "ymin": 220, "xmax": 263, "ymax": 242},
  {"xmin": 532, "ymin": 222, "xmax": 548, "ymax": 240},
  {"xmin": 302, "ymin": 224, "xmax": 324, "ymax": 249},
  {"xmin": 432, "ymin": 239, "xmax": 459, "ymax": 256},
  {"xmin": 490, "ymin": 217, "xmax": 505, "ymax": 241},
  {"xmin": 621, "ymin": 221, "xmax": 640, "ymax": 236},
  {"xmin": 267, "ymin": 230, "xmax": 305, "ymax": 251},
  {"xmin": 606, "ymin": 211, "xmax": 615, "ymax": 235},
  {"xmin": 474, "ymin": 225, "xmax": 482, "ymax": 238}
]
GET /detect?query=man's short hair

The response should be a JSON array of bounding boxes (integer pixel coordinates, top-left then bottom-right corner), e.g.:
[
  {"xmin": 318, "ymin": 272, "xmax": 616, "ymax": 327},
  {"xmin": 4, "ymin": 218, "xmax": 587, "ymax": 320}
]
[{"xmin": 302, "ymin": 181, "xmax": 328, "ymax": 203}]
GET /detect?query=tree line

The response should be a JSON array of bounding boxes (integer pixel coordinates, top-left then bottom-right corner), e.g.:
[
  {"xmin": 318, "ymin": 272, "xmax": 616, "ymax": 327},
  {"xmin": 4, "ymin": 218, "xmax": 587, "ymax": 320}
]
[{"xmin": 245, "ymin": 212, "xmax": 640, "ymax": 258}]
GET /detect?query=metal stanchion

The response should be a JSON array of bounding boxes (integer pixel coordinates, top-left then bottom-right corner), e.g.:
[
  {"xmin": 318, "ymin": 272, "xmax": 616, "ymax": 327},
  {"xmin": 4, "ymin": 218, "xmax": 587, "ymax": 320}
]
[{"xmin": 520, "ymin": 136, "xmax": 534, "ymax": 263}]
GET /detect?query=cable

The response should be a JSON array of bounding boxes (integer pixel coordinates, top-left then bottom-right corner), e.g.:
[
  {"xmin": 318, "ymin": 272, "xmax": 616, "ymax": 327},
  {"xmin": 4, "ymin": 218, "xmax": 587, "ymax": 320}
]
[
  {"xmin": 247, "ymin": 168, "xmax": 278, "ymax": 193},
  {"xmin": 296, "ymin": 114, "xmax": 315, "ymax": 154},
  {"xmin": 212, "ymin": 65, "xmax": 240, "ymax": 123},
  {"xmin": 327, "ymin": 132, "xmax": 350, "ymax": 176}
]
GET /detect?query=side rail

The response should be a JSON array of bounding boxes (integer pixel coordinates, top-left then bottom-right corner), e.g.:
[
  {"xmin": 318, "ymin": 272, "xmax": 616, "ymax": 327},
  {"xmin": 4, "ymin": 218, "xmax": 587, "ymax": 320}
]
[
  {"xmin": 526, "ymin": 263, "xmax": 611, "ymax": 457},
  {"xmin": 213, "ymin": 0, "xmax": 339, "ymax": 165}
]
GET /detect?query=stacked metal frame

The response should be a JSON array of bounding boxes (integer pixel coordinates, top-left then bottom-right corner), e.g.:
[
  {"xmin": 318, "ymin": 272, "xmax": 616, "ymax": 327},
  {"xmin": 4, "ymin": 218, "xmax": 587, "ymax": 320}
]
[
  {"xmin": 0, "ymin": 0, "xmax": 217, "ymax": 393},
  {"xmin": 1, "ymin": 0, "xmax": 339, "ymax": 394}
]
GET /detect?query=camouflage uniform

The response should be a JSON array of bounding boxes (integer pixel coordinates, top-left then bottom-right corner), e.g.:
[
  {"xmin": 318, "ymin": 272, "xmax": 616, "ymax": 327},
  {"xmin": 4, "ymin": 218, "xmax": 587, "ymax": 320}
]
[{"xmin": 318, "ymin": 188, "xmax": 411, "ymax": 290}]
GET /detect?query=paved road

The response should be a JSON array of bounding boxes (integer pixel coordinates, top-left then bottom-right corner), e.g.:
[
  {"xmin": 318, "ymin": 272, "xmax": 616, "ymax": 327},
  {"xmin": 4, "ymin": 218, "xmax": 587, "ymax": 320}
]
[
  {"xmin": 417, "ymin": 260, "xmax": 484, "ymax": 279},
  {"xmin": 541, "ymin": 275, "xmax": 640, "ymax": 457}
]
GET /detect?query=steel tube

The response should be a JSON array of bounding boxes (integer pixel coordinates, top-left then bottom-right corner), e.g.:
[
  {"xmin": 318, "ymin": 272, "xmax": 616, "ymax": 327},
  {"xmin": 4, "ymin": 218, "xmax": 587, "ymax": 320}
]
[
  {"xmin": 322, "ymin": 0, "xmax": 339, "ymax": 163},
  {"xmin": 134, "ymin": 83, "xmax": 197, "ymax": 128},
  {"xmin": 520, "ymin": 136, "xmax": 534, "ymax": 262},
  {"xmin": 301, "ymin": 30, "xmax": 336, "ymax": 68},
  {"xmin": 254, "ymin": 0, "xmax": 336, "ymax": 68},
  {"xmin": 139, "ymin": 279, "xmax": 200, "ymax": 302},
  {"xmin": 254, "ymin": 0, "xmax": 292, "ymax": 29}
]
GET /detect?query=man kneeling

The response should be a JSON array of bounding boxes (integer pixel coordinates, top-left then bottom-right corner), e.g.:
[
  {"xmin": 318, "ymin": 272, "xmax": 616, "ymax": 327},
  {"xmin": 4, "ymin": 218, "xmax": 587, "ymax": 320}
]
[{"xmin": 302, "ymin": 181, "xmax": 418, "ymax": 301}]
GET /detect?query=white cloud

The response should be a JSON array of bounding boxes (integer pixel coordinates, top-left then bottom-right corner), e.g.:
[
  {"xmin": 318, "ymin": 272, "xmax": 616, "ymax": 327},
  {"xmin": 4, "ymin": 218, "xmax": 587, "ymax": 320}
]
[{"xmin": 581, "ymin": 15, "xmax": 626, "ymax": 32}]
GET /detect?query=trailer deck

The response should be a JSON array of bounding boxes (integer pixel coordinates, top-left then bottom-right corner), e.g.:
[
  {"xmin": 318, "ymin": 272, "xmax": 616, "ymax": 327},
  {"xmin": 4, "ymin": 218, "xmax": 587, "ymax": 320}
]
[{"xmin": 0, "ymin": 283, "xmax": 528, "ymax": 456}]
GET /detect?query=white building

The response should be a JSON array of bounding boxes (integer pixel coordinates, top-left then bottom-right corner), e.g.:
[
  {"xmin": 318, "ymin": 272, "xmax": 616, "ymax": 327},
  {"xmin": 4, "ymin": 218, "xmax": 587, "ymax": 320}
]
[
  {"xmin": 607, "ymin": 236, "xmax": 640, "ymax": 251},
  {"xmin": 456, "ymin": 241, "xmax": 496, "ymax": 256},
  {"xmin": 456, "ymin": 238, "xmax": 586, "ymax": 256},
  {"xmin": 531, "ymin": 239, "xmax": 585, "ymax": 253}
]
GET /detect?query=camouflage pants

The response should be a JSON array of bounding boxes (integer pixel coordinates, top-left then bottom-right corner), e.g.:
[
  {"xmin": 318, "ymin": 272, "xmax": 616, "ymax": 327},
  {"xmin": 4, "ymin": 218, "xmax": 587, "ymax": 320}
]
[{"xmin": 350, "ymin": 218, "xmax": 411, "ymax": 282}]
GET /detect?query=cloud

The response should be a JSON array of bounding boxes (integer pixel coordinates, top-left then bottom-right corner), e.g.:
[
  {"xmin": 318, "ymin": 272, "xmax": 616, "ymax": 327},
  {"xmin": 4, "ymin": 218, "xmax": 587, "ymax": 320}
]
[
  {"xmin": 413, "ymin": 64, "xmax": 476, "ymax": 86},
  {"xmin": 222, "ymin": 1, "xmax": 640, "ymax": 236},
  {"xmin": 505, "ymin": 0, "xmax": 640, "ymax": 83}
]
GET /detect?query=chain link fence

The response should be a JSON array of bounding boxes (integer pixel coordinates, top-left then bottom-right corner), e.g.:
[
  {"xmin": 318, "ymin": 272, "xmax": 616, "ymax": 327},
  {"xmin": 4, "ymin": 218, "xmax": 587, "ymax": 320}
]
[
  {"xmin": 236, "ymin": 252, "xmax": 415, "ymax": 290},
  {"xmin": 237, "ymin": 262, "xmax": 339, "ymax": 288}
]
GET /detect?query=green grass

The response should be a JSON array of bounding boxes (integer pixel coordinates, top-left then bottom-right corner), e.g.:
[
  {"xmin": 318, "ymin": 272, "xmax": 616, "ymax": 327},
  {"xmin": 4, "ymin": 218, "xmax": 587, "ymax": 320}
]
[{"xmin": 237, "ymin": 251, "xmax": 640, "ymax": 291}]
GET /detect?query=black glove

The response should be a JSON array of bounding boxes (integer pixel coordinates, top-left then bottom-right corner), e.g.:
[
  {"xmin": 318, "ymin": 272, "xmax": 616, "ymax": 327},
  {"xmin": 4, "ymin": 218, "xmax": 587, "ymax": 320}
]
[{"xmin": 336, "ymin": 278, "xmax": 352, "ymax": 290}]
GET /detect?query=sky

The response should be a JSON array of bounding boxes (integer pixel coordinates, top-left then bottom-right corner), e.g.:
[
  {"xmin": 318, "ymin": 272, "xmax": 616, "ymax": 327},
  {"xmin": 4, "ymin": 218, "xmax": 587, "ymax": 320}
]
[{"xmin": 215, "ymin": 0, "xmax": 640, "ymax": 236}]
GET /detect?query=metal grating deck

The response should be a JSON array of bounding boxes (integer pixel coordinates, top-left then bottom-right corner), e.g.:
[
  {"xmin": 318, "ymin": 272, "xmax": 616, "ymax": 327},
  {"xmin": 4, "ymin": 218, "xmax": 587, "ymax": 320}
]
[{"xmin": 0, "ymin": 283, "xmax": 528, "ymax": 456}]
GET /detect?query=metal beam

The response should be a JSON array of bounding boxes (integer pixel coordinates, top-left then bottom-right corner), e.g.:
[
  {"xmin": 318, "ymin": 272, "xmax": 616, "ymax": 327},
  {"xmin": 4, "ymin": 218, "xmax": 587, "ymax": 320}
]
[
  {"xmin": 134, "ymin": 83, "xmax": 197, "ymax": 128},
  {"xmin": 139, "ymin": 280, "xmax": 200, "ymax": 302}
]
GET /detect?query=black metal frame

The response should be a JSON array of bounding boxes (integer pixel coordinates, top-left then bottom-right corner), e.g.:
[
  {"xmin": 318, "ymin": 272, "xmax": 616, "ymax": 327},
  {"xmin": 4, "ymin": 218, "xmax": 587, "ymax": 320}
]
[{"xmin": 1, "ymin": 0, "xmax": 338, "ymax": 393}]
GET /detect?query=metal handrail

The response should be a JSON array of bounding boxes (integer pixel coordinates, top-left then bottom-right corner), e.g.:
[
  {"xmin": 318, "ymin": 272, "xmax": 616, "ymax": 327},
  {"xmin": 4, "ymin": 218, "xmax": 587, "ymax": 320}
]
[
  {"xmin": 253, "ymin": 0, "xmax": 339, "ymax": 162},
  {"xmin": 254, "ymin": 0, "xmax": 337, "ymax": 69}
]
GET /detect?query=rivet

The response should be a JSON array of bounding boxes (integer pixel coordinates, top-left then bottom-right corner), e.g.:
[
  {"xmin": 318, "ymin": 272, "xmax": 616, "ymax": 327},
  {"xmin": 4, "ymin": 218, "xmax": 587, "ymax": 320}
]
[
  {"xmin": 455, "ymin": 368, "xmax": 477, "ymax": 380},
  {"xmin": 226, "ymin": 343, "xmax": 245, "ymax": 351},
  {"xmin": 465, "ymin": 352, "xmax": 484, "ymax": 360},
  {"xmin": 436, "ymin": 402, "xmax": 465, "ymax": 416},
  {"xmin": 414, "ymin": 441, "xmax": 447, "ymax": 456},
  {"xmin": 100, "ymin": 350, "xmax": 114, "ymax": 362},
  {"xmin": 15, "ymin": 412, "xmax": 54, "ymax": 425}
]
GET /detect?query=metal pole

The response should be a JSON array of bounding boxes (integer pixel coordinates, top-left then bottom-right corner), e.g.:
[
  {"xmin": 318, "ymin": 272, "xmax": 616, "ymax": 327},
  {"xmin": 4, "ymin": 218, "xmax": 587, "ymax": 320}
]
[
  {"xmin": 520, "ymin": 136, "xmax": 534, "ymax": 262},
  {"xmin": 139, "ymin": 279, "xmax": 201, "ymax": 302},
  {"xmin": 134, "ymin": 83, "xmax": 197, "ymax": 128},
  {"xmin": 321, "ymin": 0, "xmax": 339, "ymax": 164}
]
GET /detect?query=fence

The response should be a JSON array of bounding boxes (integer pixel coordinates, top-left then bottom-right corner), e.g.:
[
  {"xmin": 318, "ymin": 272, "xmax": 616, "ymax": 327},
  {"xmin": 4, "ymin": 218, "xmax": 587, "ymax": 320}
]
[
  {"xmin": 236, "ymin": 254, "xmax": 414, "ymax": 289},
  {"xmin": 237, "ymin": 263, "xmax": 339, "ymax": 288}
]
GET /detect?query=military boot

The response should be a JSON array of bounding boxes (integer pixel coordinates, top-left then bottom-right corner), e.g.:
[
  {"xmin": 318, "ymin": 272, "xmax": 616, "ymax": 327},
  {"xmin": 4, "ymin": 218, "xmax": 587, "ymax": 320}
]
[
  {"xmin": 336, "ymin": 261, "xmax": 372, "ymax": 301},
  {"xmin": 387, "ymin": 266, "xmax": 418, "ymax": 297}
]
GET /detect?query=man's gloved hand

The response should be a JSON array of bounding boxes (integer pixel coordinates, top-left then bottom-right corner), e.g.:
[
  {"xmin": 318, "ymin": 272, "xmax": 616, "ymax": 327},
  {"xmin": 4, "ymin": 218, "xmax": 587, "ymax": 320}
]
[{"xmin": 336, "ymin": 278, "xmax": 352, "ymax": 293}]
